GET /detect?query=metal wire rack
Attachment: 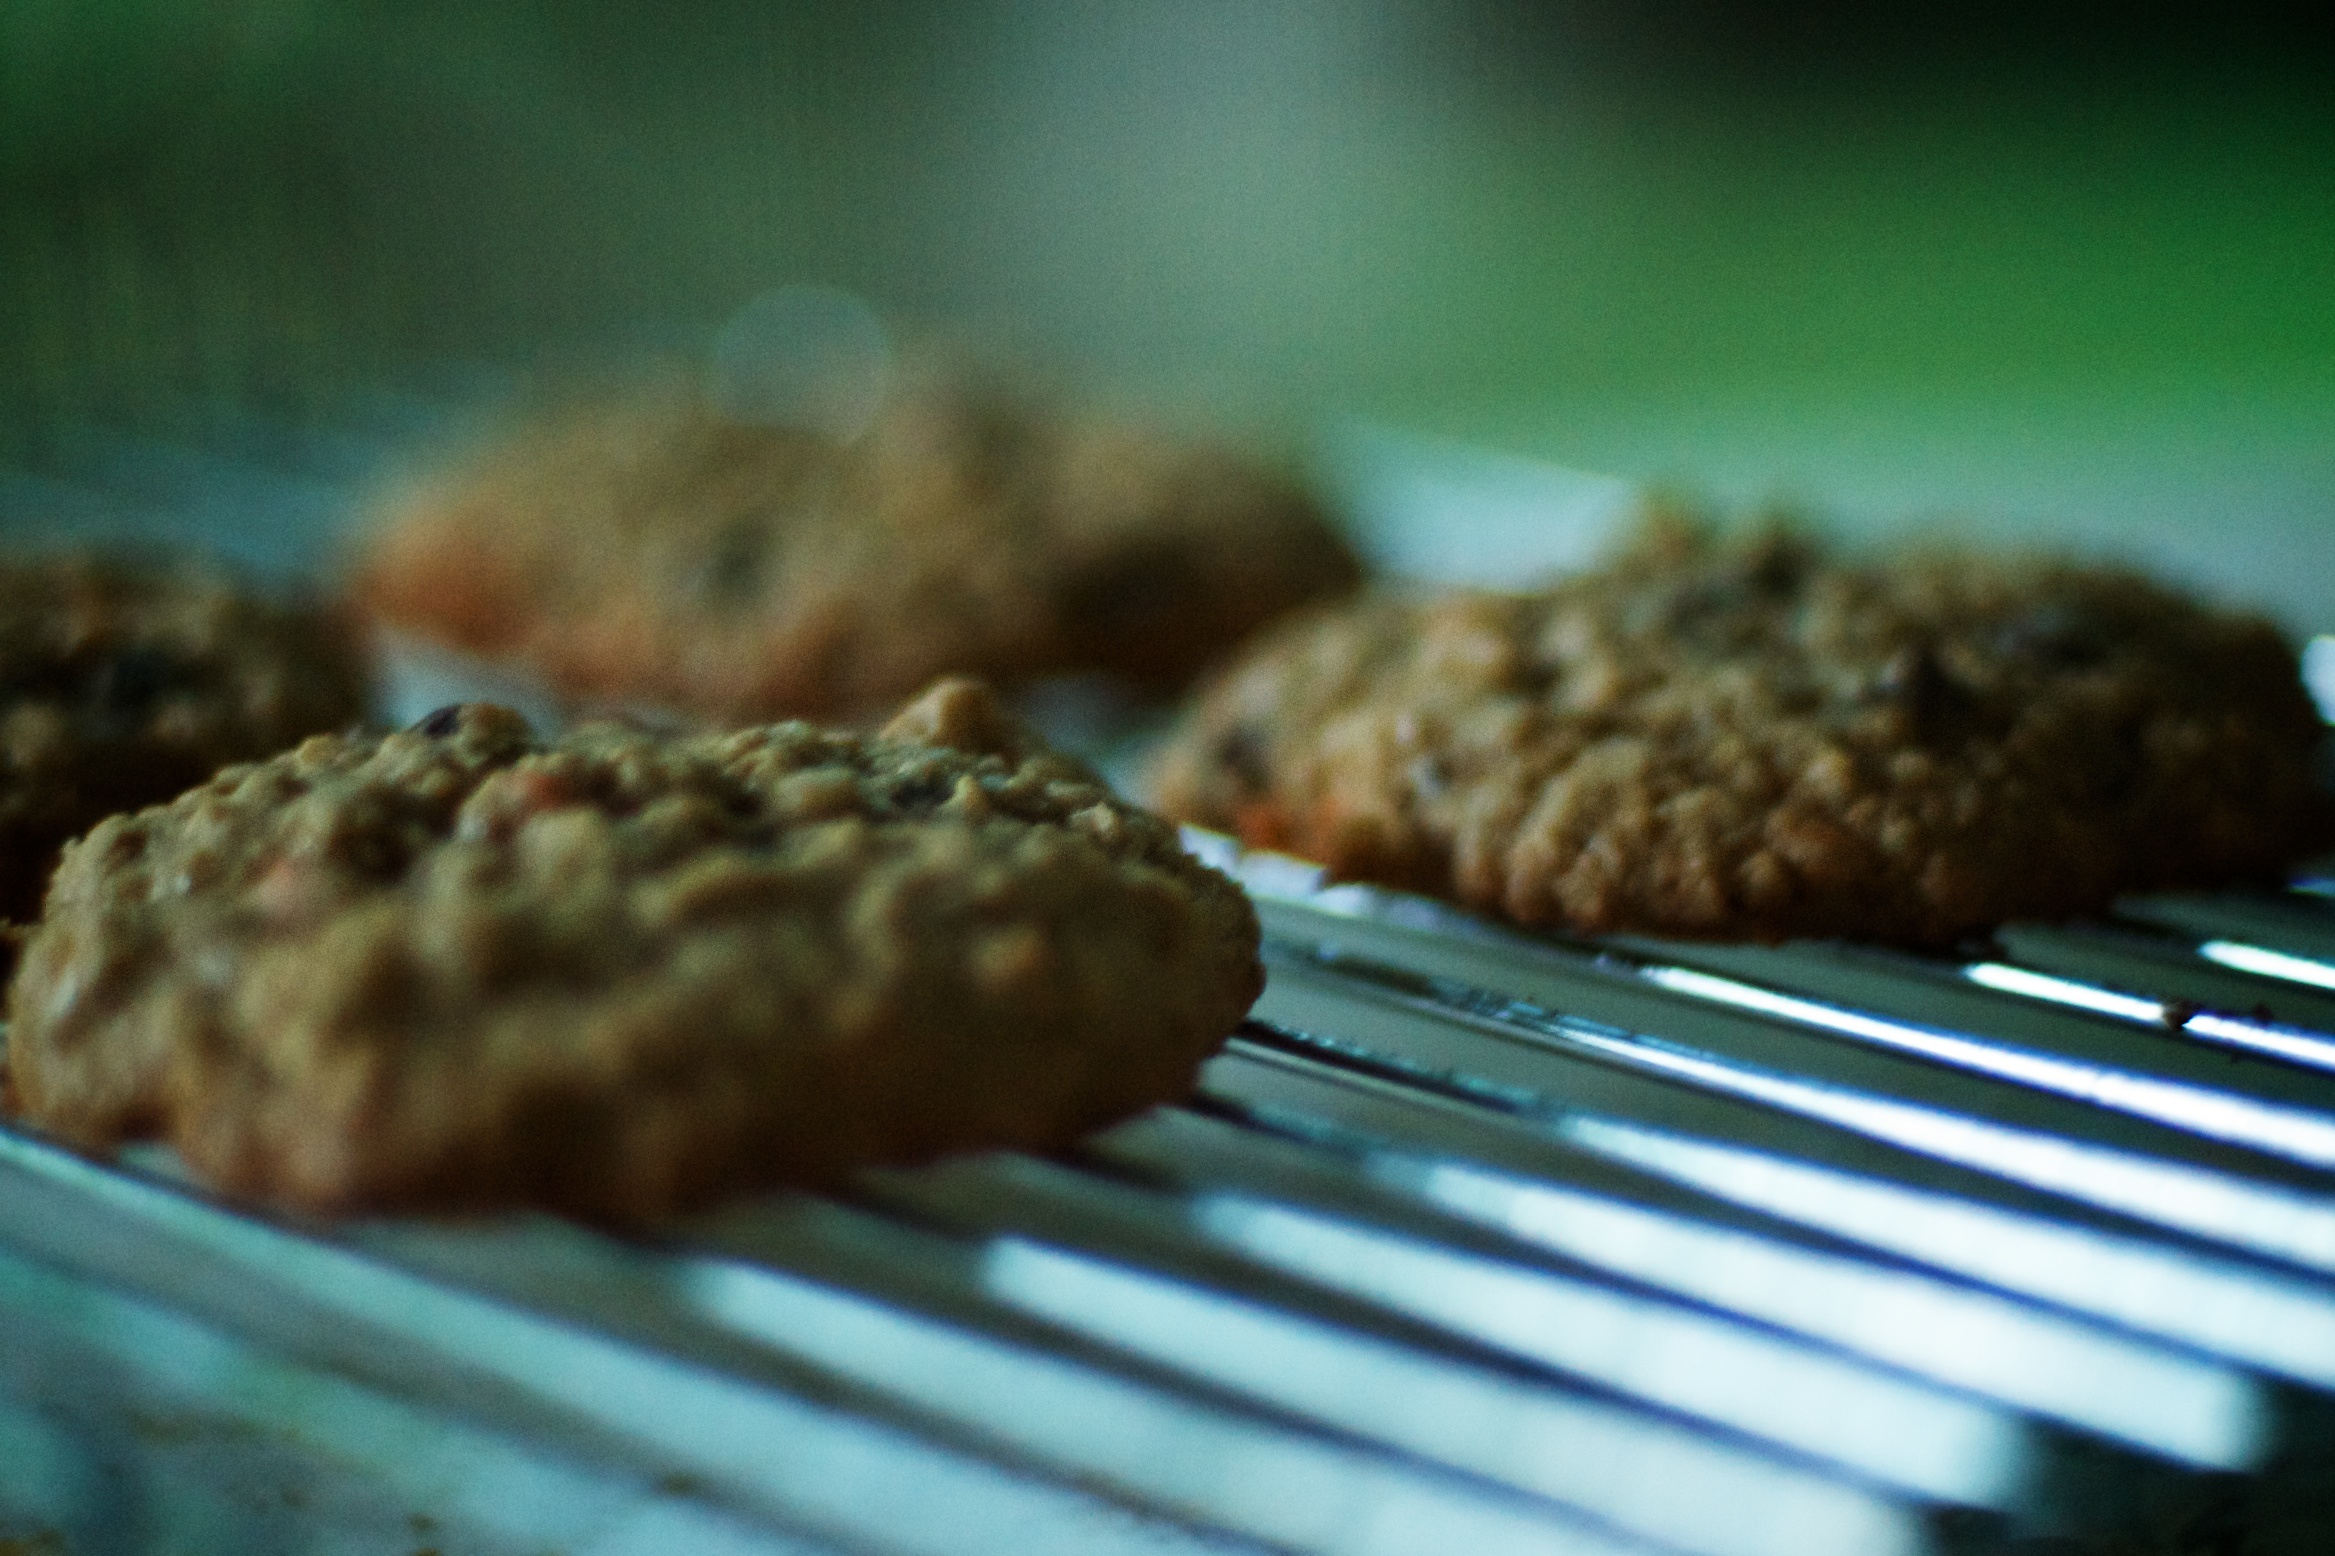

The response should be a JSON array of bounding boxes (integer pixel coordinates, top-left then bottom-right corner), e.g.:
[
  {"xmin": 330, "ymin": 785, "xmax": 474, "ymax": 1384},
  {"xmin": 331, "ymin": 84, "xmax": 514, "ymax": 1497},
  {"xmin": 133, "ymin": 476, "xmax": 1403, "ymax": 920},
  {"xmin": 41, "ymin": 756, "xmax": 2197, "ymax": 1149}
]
[{"xmin": 6, "ymin": 408, "xmax": 2335, "ymax": 1555}]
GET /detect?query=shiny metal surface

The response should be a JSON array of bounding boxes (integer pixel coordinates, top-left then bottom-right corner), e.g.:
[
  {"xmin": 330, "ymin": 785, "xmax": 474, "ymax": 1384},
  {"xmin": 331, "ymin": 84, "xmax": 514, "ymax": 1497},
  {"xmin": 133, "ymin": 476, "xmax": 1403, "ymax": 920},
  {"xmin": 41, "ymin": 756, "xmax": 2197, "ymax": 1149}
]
[{"xmin": 6, "ymin": 409, "xmax": 2335, "ymax": 1553}]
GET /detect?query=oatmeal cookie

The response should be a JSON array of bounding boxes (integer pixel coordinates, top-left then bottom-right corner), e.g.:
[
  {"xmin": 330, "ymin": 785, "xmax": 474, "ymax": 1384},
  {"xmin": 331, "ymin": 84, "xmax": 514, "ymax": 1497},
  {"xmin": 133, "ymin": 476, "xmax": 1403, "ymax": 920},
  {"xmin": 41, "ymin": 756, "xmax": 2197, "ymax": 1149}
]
[
  {"xmin": 1, "ymin": 554, "xmax": 369, "ymax": 925},
  {"xmin": 351, "ymin": 377, "xmax": 1359, "ymax": 722},
  {"xmin": 1151, "ymin": 519, "xmax": 2332, "ymax": 945},
  {"xmin": 4, "ymin": 678, "xmax": 1262, "ymax": 1220}
]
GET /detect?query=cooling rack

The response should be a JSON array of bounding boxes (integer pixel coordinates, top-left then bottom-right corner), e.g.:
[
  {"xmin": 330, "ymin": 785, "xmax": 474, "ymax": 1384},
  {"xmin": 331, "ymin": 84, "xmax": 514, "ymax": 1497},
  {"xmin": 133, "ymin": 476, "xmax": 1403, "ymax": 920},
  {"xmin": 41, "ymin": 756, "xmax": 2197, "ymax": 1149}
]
[{"xmin": 6, "ymin": 403, "xmax": 2335, "ymax": 1555}]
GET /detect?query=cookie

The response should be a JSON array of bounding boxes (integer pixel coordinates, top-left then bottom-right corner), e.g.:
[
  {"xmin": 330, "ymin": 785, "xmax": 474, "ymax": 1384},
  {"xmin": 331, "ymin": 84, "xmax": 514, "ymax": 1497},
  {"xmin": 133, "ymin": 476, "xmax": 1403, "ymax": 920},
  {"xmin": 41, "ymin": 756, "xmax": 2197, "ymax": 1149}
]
[
  {"xmin": 351, "ymin": 376, "xmax": 1360, "ymax": 723},
  {"xmin": 1151, "ymin": 518, "xmax": 2332, "ymax": 945},
  {"xmin": 3, "ymin": 677, "xmax": 1262, "ymax": 1221},
  {"xmin": 1, "ymin": 554, "xmax": 369, "ymax": 925}
]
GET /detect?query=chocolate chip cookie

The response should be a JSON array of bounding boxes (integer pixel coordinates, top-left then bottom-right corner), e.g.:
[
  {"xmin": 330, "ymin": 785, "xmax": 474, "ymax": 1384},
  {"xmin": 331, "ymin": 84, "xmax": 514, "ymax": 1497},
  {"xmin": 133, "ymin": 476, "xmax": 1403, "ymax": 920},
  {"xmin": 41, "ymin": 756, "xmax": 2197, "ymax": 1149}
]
[
  {"xmin": 1151, "ymin": 518, "xmax": 2332, "ymax": 945},
  {"xmin": 4, "ymin": 678, "xmax": 1262, "ymax": 1220},
  {"xmin": 2, "ymin": 554, "xmax": 369, "ymax": 924},
  {"xmin": 352, "ymin": 376, "xmax": 1360, "ymax": 723}
]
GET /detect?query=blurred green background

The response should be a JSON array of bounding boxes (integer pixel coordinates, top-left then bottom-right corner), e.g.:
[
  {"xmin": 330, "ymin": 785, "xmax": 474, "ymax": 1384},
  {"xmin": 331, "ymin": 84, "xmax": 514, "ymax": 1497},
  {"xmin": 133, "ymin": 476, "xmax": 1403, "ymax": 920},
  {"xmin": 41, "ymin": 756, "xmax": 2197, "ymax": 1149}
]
[{"xmin": 3, "ymin": 0, "xmax": 2331, "ymax": 620}]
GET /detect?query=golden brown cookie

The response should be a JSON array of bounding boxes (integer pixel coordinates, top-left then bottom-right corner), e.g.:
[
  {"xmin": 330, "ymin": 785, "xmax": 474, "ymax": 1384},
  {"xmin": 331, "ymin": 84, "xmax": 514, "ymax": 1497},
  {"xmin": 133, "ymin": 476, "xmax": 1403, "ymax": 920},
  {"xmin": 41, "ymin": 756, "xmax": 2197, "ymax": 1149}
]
[
  {"xmin": 1, "ymin": 554, "xmax": 369, "ymax": 925},
  {"xmin": 1151, "ymin": 520, "xmax": 2332, "ymax": 945},
  {"xmin": 351, "ymin": 377, "xmax": 1360, "ymax": 722},
  {"xmin": 4, "ymin": 678, "xmax": 1262, "ymax": 1221}
]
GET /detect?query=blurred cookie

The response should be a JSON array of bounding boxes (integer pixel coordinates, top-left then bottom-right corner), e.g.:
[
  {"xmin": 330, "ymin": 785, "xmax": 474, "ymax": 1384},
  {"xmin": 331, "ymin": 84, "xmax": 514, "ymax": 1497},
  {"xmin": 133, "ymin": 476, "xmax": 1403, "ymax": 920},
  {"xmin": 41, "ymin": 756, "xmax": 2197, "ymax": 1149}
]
[
  {"xmin": 5, "ymin": 678, "xmax": 1262, "ymax": 1221},
  {"xmin": 1152, "ymin": 519, "xmax": 2331, "ymax": 945},
  {"xmin": 353, "ymin": 377, "xmax": 1360, "ymax": 723},
  {"xmin": 1, "ymin": 554, "xmax": 368, "ymax": 923}
]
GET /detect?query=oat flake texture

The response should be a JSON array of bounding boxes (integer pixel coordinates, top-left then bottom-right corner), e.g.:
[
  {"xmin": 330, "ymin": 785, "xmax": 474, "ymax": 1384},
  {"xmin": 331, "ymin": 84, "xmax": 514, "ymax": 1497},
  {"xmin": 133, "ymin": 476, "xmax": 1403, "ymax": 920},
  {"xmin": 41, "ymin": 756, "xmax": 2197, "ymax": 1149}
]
[
  {"xmin": 352, "ymin": 376, "xmax": 1360, "ymax": 722},
  {"xmin": 1151, "ymin": 519, "xmax": 2332, "ymax": 945},
  {"xmin": 5, "ymin": 678, "xmax": 1262, "ymax": 1221},
  {"xmin": 1, "ymin": 554, "xmax": 368, "ymax": 925}
]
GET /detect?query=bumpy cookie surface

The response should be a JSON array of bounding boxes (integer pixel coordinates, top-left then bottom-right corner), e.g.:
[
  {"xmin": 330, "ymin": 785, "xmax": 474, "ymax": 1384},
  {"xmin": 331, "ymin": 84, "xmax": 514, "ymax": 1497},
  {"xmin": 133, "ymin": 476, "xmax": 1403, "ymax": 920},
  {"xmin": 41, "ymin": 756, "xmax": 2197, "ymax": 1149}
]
[
  {"xmin": 1, "ymin": 554, "xmax": 368, "ymax": 924},
  {"xmin": 5, "ymin": 678, "xmax": 1262, "ymax": 1220},
  {"xmin": 353, "ymin": 379, "xmax": 1360, "ymax": 721},
  {"xmin": 1152, "ymin": 521, "xmax": 2331, "ymax": 945}
]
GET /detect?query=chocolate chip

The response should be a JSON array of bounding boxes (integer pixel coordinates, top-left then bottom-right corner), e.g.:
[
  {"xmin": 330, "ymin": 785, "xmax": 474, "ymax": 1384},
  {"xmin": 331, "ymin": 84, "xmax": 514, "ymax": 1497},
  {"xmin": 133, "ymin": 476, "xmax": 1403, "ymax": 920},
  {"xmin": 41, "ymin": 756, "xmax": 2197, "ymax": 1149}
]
[
  {"xmin": 1994, "ymin": 603, "xmax": 2109, "ymax": 668},
  {"xmin": 0, "ymin": 643, "xmax": 69, "ymax": 701},
  {"xmin": 1871, "ymin": 642, "xmax": 1965, "ymax": 739},
  {"xmin": 1214, "ymin": 726, "xmax": 1271, "ymax": 794},
  {"xmin": 89, "ymin": 645, "xmax": 199, "ymax": 713},
  {"xmin": 1649, "ymin": 535, "xmax": 1810, "ymax": 636},
  {"xmin": 2161, "ymin": 998, "xmax": 2201, "ymax": 1030},
  {"xmin": 1653, "ymin": 577, "xmax": 1728, "ymax": 631},
  {"xmin": 1741, "ymin": 532, "xmax": 1811, "ymax": 596},
  {"xmin": 1063, "ymin": 546, "xmax": 1193, "ymax": 636},
  {"xmin": 410, "ymin": 705, "xmax": 466, "ymax": 737},
  {"xmin": 887, "ymin": 770, "xmax": 955, "ymax": 811},
  {"xmin": 696, "ymin": 517, "xmax": 771, "ymax": 606}
]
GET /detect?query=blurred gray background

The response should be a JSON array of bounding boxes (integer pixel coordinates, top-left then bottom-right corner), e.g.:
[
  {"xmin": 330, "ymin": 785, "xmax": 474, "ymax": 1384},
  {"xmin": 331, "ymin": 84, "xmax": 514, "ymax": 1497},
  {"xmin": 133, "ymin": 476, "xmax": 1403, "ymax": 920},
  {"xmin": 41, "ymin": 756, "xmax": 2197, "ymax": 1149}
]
[{"xmin": 2, "ymin": 0, "xmax": 2330, "ymax": 622}]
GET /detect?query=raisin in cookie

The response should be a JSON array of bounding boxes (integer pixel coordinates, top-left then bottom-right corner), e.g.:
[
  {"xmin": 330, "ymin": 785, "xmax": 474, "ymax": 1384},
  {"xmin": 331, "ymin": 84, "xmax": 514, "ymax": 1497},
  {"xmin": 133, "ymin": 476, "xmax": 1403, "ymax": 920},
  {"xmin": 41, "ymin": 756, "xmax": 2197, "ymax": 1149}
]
[
  {"xmin": 4, "ymin": 678, "xmax": 1262, "ymax": 1220},
  {"xmin": 352, "ymin": 377, "xmax": 1360, "ymax": 722},
  {"xmin": 2, "ymin": 554, "xmax": 368, "ymax": 924},
  {"xmin": 1151, "ymin": 520, "xmax": 2331, "ymax": 945}
]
